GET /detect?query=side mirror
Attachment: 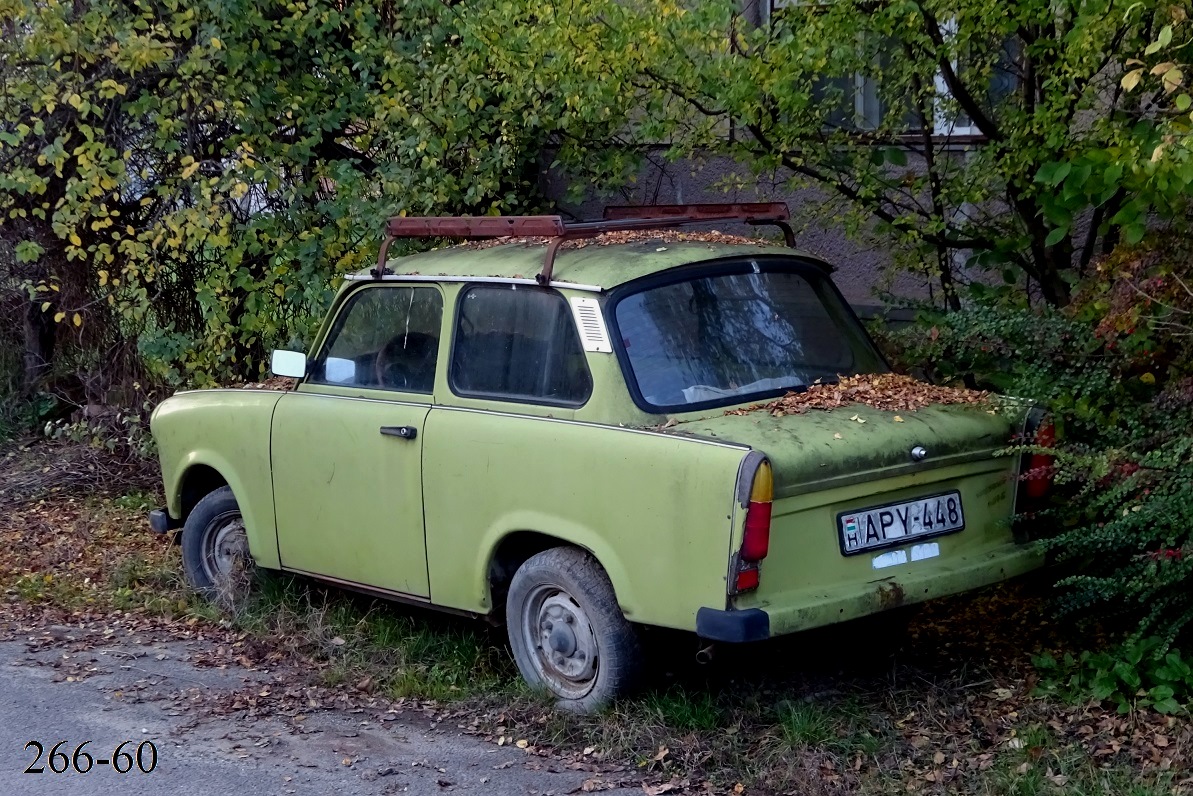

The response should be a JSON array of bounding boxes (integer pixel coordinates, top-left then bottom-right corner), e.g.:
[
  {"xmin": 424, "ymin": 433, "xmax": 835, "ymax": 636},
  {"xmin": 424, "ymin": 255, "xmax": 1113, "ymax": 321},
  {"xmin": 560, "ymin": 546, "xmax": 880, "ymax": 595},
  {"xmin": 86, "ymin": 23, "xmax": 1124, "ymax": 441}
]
[{"xmin": 270, "ymin": 349, "xmax": 307, "ymax": 379}]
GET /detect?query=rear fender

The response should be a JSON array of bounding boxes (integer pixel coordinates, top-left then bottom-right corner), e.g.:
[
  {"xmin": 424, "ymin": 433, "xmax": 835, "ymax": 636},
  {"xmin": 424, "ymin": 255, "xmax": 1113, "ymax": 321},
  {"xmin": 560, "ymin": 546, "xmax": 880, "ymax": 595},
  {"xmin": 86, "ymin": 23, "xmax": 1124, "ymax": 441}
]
[{"xmin": 480, "ymin": 514, "xmax": 636, "ymax": 617}]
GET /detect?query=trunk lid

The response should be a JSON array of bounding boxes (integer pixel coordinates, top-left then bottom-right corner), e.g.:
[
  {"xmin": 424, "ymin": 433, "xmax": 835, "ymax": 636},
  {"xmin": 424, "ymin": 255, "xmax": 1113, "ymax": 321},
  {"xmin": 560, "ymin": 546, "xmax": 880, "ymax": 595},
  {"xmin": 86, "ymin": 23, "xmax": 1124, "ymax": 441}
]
[
  {"xmin": 671, "ymin": 401, "xmax": 1022, "ymax": 495},
  {"xmin": 671, "ymin": 400, "xmax": 1033, "ymax": 633}
]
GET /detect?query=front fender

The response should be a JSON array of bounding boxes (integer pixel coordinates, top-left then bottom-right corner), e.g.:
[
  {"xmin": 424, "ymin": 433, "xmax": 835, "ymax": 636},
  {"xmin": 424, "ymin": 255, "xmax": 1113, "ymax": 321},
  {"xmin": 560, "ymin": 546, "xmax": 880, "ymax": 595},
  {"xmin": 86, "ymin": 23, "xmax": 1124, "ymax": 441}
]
[{"xmin": 152, "ymin": 389, "xmax": 284, "ymax": 570}]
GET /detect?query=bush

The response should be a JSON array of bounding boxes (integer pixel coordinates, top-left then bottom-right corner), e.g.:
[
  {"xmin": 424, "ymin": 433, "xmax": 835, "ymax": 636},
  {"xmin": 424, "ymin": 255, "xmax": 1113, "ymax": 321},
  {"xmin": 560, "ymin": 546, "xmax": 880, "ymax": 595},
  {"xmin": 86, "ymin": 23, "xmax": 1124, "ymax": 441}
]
[{"xmin": 880, "ymin": 234, "xmax": 1193, "ymax": 644}]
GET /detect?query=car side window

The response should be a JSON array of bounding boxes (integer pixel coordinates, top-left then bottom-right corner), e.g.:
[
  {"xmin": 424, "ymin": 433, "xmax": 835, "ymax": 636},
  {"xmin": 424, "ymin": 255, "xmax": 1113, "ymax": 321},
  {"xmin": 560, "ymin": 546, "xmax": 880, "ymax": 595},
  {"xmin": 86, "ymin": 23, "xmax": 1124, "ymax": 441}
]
[
  {"xmin": 310, "ymin": 286, "xmax": 443, "ymax": 393},
  {"xmin": 450, "ymin": 285, "xmax": 593, "ymax": 406}
]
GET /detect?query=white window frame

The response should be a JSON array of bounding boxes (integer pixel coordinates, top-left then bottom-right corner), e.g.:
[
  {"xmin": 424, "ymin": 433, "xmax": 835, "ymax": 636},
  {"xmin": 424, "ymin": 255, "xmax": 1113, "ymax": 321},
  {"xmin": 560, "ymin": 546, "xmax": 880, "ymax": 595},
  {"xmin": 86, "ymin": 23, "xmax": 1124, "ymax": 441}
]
[{"xmin": 770, "ymin": 1, "xmax": 984, "ymax": 137}]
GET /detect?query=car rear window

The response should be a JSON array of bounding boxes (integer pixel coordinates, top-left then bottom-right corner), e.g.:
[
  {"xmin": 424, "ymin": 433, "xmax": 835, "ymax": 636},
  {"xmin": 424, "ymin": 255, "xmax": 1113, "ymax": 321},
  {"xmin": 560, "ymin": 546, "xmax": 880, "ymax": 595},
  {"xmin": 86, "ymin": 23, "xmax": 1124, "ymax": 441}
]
[
  {"xmin": 450, "ymin": 285, "xmax": 592, "ymax": 406},
  {"xmin": 611, "ymin": 263, "xmax": 886, "ymax": 411}
]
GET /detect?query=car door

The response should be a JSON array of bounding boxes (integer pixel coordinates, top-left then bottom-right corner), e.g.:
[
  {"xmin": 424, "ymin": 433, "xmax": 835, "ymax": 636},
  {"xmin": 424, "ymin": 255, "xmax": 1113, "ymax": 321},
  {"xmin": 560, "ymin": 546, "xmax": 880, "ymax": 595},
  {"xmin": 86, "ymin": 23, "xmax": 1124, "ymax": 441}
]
[{"xmin": 271, "ymin": 283, "xmax": 443, "ymax": 598}]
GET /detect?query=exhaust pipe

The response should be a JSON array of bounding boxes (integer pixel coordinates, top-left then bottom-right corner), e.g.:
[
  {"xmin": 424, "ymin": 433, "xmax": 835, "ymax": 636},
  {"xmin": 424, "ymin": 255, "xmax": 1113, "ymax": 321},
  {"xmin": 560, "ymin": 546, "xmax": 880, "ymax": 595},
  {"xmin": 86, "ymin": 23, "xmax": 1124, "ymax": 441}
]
[{"xmin": 695, "ymin": 644, "xmax": 716, "ymax": 665}]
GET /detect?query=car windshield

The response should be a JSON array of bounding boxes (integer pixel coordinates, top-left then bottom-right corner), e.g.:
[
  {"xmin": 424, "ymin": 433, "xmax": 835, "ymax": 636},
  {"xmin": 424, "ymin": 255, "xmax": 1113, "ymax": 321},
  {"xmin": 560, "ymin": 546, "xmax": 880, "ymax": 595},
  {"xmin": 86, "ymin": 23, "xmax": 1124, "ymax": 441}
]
[{"xmin": 612, "ymin": 264, "xmax": 887, "ymax": 411}]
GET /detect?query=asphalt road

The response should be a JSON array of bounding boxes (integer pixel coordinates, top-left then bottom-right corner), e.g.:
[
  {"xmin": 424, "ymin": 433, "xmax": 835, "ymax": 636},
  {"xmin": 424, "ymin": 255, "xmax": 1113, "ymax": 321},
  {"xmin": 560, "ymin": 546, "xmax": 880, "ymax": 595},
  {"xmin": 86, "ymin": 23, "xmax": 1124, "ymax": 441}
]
[{"xmin": 0, "ymin": 633, "xmax": 638, "ymax": 796}]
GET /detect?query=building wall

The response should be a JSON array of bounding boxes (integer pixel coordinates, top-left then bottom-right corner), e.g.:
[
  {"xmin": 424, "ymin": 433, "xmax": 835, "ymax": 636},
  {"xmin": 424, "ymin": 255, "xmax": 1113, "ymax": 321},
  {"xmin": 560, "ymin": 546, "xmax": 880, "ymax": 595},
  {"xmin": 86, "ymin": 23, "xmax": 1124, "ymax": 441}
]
[{"xmin": 538, "ymin": 153, "xmax": 935, "ymax": 312}]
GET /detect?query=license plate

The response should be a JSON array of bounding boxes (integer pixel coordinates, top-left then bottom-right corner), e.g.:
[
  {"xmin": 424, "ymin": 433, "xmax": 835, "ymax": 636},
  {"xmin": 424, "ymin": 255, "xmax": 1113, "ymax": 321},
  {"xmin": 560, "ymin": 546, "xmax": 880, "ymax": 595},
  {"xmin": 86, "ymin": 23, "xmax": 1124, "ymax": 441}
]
[{"xmin": 837, "ymin": 491, "xmax": 964, "ymax": 556}]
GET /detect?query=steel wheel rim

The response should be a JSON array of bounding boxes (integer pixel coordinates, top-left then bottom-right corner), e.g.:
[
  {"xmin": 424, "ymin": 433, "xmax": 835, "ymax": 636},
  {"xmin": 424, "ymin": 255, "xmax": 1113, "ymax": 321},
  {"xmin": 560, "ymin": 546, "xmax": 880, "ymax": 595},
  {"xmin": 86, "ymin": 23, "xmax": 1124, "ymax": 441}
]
[
  {"xmin": 521, "ymin": 584, "xmax": 599, "ymax": 700},
  {"xmin": 201, "ymin": 511, "xmax": 248, "ymax": 588}
]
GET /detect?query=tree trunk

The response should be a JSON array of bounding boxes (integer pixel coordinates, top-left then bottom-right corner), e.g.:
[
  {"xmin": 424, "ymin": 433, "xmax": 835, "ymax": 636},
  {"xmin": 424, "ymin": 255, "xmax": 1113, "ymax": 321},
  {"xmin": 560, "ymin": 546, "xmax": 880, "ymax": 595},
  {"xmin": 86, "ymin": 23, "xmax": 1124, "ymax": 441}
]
[{"xmin": 22, "ymin": 296, "xmax": 55, "ymax": 397}]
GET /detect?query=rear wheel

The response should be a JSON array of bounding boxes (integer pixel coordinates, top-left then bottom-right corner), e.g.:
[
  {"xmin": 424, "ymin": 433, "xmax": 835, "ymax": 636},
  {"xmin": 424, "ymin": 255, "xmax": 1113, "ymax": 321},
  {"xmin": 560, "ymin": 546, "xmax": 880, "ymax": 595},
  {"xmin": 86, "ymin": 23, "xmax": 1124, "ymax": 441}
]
[
  {"xmin": 506, "ymin": 547, "xmax": 640, "ymax": 712},
  {"xmin": 181, "ymin": 486, "xmax": 252, "ymax": 608}
]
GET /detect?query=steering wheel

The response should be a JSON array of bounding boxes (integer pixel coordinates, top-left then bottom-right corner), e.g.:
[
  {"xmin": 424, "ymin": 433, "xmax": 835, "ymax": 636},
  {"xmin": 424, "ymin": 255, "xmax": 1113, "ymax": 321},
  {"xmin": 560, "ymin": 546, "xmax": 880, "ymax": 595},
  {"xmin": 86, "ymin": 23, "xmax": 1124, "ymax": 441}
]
[{"xmin": 374, "ymin": 336, "xmax": 415, "ymax": 389}]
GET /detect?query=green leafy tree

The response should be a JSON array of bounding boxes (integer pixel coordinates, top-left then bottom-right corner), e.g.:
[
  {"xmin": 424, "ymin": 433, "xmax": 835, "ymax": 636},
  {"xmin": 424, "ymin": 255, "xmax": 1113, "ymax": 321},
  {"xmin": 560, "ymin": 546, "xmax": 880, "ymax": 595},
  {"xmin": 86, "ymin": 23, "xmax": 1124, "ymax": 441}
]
[
  {"xmin": 471, "ymin": 0, "xmax": 1190, "ymax": 308},
  {"xmin": 0, "ymin": 0, "xmax": 628, "ymax": 394}
]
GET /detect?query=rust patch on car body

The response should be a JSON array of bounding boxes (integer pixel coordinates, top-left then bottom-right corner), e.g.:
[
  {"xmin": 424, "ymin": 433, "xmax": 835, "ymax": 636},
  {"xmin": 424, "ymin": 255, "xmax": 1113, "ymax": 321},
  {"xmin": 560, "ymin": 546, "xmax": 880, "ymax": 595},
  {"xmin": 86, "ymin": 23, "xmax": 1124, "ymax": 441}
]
[{"xmin": 876, "ymin": 579, "xmax": 906, "ymax": 610}]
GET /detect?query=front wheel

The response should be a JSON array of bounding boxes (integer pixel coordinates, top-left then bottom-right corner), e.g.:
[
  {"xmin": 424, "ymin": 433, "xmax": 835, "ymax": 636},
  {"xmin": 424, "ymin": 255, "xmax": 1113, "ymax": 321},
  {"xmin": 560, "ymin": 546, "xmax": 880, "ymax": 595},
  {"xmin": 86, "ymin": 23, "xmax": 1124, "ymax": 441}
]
[
  {"xmin": 506, "ymin": 547, "xmax": 640, "ymax": 712},
  {"xmin": 181, "ymin": 486, "xmax": 252, "ymax": 608}
]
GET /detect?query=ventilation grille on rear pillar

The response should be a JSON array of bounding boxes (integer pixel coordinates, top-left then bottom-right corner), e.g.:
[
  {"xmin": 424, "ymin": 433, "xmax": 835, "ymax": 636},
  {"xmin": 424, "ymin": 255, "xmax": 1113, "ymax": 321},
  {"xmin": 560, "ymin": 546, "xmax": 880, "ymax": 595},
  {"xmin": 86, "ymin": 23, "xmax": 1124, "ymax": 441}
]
[{"xmin": 568, "ymin": 297, "xmax": 612, "ymax": 353}]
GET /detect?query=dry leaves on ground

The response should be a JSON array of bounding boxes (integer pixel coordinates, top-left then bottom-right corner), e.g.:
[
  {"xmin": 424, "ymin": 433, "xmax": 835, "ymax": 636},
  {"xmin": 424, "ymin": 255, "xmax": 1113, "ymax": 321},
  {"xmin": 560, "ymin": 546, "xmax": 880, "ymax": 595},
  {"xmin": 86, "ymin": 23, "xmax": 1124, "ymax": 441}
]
[{"xmin": 0, "ymin": 440, "xmax": 158, "ymax": 510}]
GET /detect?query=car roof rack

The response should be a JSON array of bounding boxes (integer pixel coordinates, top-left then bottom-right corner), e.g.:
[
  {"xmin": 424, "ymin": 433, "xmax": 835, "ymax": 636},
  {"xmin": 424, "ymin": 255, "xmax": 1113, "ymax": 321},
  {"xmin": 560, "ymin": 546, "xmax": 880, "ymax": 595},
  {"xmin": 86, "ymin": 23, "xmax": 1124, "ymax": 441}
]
[{"xmin": 373, "ymin": 202, "xmax": 795, "ymax": 285}]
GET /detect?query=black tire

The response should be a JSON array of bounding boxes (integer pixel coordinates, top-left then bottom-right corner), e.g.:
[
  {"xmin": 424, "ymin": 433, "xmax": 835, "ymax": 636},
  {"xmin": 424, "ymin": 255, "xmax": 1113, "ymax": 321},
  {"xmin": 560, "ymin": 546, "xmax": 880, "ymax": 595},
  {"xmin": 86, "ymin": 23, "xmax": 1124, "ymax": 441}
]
[
  {"xmin": 506, "ymin": 547, "xmax": 640, "ymax": 712},
  {"xmin": 181, "ymin": 486, "xmax": 252, "ymax": 606}
]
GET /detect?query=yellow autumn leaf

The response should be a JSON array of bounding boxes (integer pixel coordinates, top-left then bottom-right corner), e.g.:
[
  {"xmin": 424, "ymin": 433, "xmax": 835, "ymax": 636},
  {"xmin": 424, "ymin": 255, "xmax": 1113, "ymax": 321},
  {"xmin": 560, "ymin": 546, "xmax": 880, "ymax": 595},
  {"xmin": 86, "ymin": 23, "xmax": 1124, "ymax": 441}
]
[
  {"xmin": 72, "ymin": 312, "xmax": 82, "ymax": 327},
  {"xmin": 53, "ymin": 312, "xmax": 65, "ymax": 323},
  {"xmin": 273, "ymin": 283, "xmax": 285, "ymax": 297},
  {"xmin": 181, "ymin": 162, "xmax": 200, "ymax": 179},
  {"xmin": 68, "ymin": 232, "xmax": 82, "ymax": 246},
  {"xmin": 40, "ymin": 302, "xmax": 51, "ymax": 312},
  {"xmin": 98, "ymin": 270, "xmax": 108, "ymax": 286},
  {"xmin": 894, "ymin": 415, "xmax": 905, "ymax": 422}
]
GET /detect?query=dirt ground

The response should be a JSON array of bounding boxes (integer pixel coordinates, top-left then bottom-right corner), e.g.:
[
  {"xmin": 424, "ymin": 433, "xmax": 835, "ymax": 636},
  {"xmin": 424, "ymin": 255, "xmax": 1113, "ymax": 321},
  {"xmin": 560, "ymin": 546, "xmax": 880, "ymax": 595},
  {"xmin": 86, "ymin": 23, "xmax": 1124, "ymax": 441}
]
[{"xmin": 0, "ymin": 623, "xmax": 643, "ymax": 795}]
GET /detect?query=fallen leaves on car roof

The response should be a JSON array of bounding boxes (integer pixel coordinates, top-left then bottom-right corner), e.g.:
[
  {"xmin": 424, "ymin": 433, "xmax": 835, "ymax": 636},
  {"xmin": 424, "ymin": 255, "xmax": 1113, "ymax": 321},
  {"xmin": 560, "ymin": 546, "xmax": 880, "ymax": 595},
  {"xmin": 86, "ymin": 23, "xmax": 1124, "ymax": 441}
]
[
  {"xmin": 468, "ymin": 229, "xmax": 775, "ymax": 250},
  {"xmin": 725, "ymin": 373, "xmax": 989, "ymax": 417}
]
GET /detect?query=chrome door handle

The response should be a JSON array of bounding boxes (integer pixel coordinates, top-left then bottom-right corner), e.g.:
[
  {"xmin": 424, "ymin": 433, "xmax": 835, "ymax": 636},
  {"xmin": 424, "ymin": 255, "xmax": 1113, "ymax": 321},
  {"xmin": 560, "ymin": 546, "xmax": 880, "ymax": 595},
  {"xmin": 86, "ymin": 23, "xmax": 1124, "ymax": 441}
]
[{"xmin": 379, "ymin": 425, "xmax": 418, "ymax": 440}]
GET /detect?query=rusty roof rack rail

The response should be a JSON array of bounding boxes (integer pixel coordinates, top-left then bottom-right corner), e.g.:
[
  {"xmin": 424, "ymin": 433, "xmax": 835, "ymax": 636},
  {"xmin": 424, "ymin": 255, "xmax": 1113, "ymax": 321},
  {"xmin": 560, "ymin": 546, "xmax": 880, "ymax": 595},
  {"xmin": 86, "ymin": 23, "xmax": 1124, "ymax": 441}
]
[{"xmin": 373, "ymin": 202, "xmax": 794, "ymax": 284}]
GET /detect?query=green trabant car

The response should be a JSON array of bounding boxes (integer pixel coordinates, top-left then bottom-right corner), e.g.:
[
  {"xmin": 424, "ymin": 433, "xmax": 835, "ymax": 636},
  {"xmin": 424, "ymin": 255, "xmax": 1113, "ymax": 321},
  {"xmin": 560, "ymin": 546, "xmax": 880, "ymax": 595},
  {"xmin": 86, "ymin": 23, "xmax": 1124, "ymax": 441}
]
[{"xmin": 149, "ymin": 204, "xmax": 1044, "ymax": 711}]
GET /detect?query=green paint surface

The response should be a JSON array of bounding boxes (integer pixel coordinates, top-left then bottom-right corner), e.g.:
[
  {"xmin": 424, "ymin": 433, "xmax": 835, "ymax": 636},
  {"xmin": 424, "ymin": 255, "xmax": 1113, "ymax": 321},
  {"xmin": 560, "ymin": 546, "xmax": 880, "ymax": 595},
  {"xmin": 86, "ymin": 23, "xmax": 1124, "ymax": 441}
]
[{"xmin": 152, "ymin": 246, "xmax": 1042, "ymax": 637}]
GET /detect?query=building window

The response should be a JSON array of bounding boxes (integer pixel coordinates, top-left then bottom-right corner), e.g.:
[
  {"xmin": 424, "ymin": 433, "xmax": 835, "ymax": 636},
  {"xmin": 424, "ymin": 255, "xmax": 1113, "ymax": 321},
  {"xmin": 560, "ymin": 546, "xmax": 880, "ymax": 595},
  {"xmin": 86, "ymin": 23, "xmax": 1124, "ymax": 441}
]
[{"xmin": 773, "ymin": 3, "xmax": 1016, "ymax": 137}]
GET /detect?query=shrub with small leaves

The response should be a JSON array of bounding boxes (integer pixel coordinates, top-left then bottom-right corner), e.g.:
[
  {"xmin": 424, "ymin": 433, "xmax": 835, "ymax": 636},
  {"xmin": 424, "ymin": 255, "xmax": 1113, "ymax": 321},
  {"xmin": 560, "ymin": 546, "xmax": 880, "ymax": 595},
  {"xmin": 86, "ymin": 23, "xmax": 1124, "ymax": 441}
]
[{"xmin": 881, "ymin": 234, "xmax": 1193, "ymax": 645}]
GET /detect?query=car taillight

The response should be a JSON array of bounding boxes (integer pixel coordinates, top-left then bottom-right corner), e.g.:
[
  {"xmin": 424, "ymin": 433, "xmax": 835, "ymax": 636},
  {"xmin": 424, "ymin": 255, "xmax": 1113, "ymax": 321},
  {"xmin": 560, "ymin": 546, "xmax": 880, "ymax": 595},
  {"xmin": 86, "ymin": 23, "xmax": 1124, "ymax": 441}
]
[
  {"xmin": 1017, "ymin": 411, "xmax": 1056, "ymax": 513},
  {"xmin": 741, "ymin": 467, "xmax": 773, "ymax": 561},
  {"xmin": 1023, "ymin": 421, "xmax": 1055, "ymax": 500},
  {"xmin": 732, "ymin": 460, "xmax": 773, "ymax": 594}
]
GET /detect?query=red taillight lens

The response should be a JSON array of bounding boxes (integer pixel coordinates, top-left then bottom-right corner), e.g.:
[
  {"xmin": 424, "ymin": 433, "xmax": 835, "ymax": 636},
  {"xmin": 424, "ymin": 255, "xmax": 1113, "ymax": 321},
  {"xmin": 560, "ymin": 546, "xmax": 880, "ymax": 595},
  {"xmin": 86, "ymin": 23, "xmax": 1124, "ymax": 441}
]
[
  {"xmin": 741, "ymin": 501, "xmax": 772, "ymax": 561},
  {"xmin": 1024, "ymin": 421, "xmax": 1056, "ymax": 500},
  {"xmin": 731, "ymin": 460, "xmax": 773, "ymax": 594},
  {"xmin": 734, "ymin": 566, "xmax": 760, "ymax": 592}
]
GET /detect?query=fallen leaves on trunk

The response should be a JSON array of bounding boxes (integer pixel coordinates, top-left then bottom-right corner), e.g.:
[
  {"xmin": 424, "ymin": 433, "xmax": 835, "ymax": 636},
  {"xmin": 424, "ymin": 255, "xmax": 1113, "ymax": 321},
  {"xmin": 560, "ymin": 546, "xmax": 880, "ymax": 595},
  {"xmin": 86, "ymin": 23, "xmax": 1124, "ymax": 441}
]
[{"xmin": 725, "ymin": 373, "xmax": 989, "ymax": 417}]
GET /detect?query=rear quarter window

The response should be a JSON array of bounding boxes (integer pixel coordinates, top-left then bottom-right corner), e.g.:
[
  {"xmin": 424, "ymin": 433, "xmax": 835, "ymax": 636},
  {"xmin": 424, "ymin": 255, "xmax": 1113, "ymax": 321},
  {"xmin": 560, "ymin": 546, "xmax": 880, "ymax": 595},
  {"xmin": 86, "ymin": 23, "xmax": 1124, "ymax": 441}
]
[{"xmin": 450, "ymin": 285, "xmax": 593, "ymax": 406}]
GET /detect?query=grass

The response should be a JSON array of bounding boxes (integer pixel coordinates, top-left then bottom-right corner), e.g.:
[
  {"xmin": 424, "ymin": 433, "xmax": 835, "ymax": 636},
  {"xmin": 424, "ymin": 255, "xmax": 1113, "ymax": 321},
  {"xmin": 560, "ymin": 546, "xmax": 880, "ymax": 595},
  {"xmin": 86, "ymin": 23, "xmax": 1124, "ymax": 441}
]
[
  {"xmin": 639, "ymin": 687, "xmax": 724, "ymax": 732},
  {"xmin": 1, "ymin": 441, "xmax": 1190, "ymax": 794},
  {"xmin": 776, "ymin": 699, "xmax": 840, "ymax": 747},
  {"xmin": 235, "ymin": 575, "xmax": 515, "ymax": 700}
]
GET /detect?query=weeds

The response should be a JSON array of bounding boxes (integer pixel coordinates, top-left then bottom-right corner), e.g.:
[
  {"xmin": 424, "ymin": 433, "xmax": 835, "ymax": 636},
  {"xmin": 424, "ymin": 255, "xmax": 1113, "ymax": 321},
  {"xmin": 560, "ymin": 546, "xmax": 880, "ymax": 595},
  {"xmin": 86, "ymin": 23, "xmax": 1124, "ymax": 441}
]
[
  {"xmin": 1034, "ymin": 637, "xmax": 1192, "ymax": 715},
  {"xmin": 776, "ymin": 699, "xmax": 839, "ymax": 748},
  {"xmin": 639, "ymin": 687, "xmax": 724, "ymax": 733},
  {"xmin": 236, "ymin": 576, "xmax": 515, "ymax": 701}
]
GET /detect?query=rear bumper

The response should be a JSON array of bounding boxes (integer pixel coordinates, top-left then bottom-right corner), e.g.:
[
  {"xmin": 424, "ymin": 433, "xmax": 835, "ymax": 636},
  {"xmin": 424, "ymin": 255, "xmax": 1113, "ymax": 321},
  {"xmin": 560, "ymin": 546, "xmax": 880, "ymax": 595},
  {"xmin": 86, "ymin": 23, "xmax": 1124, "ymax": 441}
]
[
  {"xmin": 701, "ymin": 544, "xmax": 1043, "ymax": 642},
  {"xmin": 696, "ymin": 607, "xmax": 770, "ymax": 643},
  {"xmin": 148, "ymin": 508, "xmax": 182, "ymax": 534}
]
